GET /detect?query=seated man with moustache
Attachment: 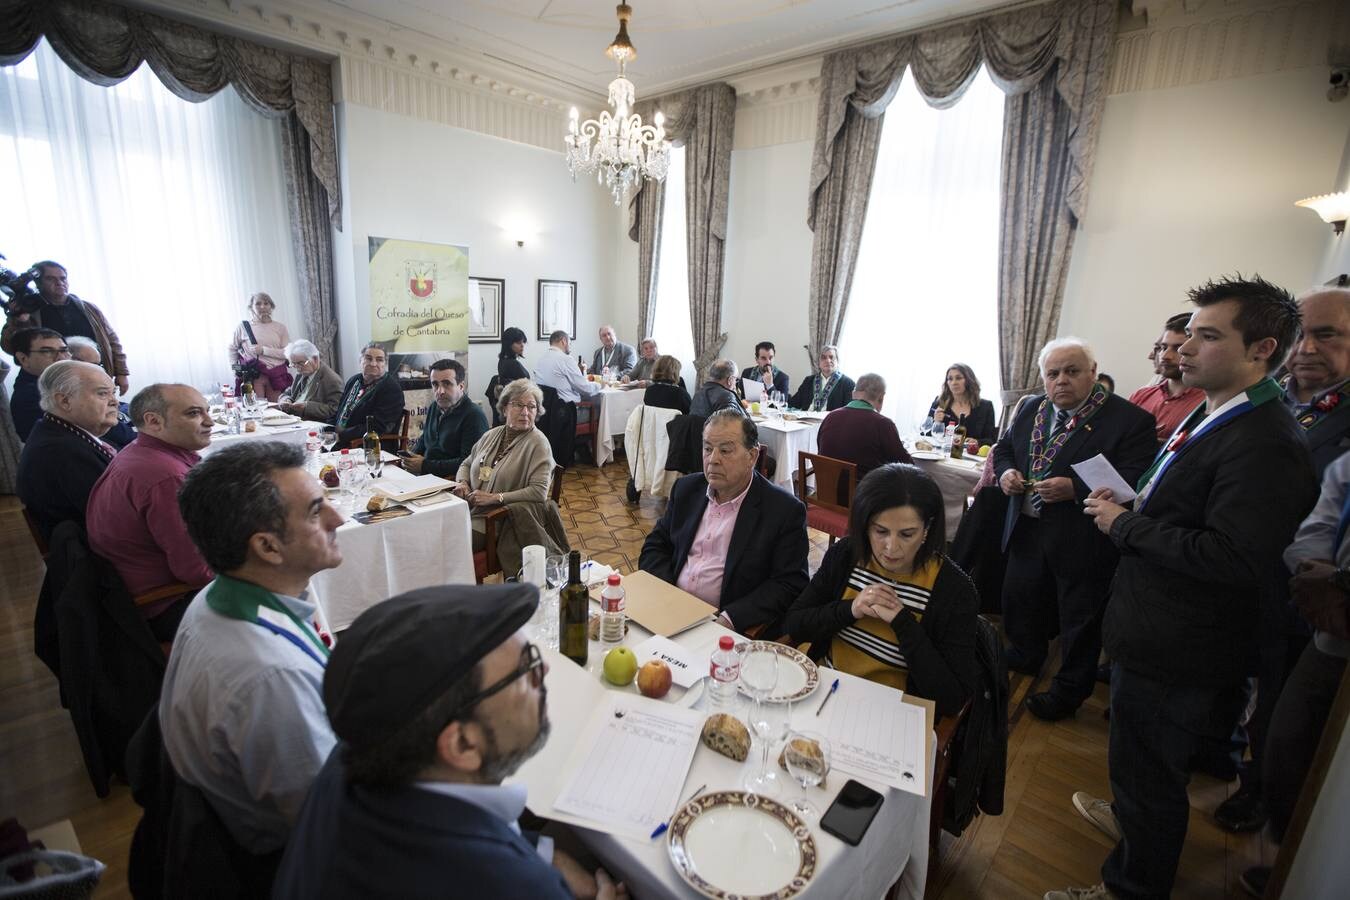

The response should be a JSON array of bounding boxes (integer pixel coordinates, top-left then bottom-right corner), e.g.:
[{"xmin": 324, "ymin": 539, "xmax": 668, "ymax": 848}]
[
  {"xmin": 86, "ymin": 384, "xmax": 216, "ymax": 641},
  {"xmin": 641, "ymin": 409, "xmax": 809, "ymax": 635}
]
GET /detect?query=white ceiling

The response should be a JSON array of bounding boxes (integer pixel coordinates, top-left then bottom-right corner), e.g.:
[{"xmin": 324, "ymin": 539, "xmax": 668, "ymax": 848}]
[{"xmin": 325, "ymin": 0, "xmax": 1021, "ymax": 95}]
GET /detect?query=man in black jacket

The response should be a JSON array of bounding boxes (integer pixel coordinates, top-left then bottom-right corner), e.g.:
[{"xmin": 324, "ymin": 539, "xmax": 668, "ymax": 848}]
[
  {"xmin": 333, "ymin": 343, "xmax": 405, "ymax": 445},
  {"xmin": 994, "ymin": 338, "xmax": 1156, "ymax": 721},
  {"xmin": 689, "ymin": 359, "xmax": 748, "ymax": 419},
  {"xmin": 1049, "ymin": 277, "xmax": 1318, "ymax": 900},
  {"xmin": 640, "ymin": 410, "xmax": 808, "ymax": 635}
]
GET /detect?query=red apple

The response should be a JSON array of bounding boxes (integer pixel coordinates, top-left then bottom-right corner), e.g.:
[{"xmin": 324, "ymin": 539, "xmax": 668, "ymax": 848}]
[{"xmin": 637, "ymin": 660, "xmax": 673, "ymax": 699}]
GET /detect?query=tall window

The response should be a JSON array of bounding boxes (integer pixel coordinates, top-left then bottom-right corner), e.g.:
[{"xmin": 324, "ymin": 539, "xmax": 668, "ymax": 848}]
[
  {"xmin": 0, "ymin": 41, "xmax": 302, "ymax": 393},
  {"xmin": 651, "ymin": 146, "xmax": 695, "ymax": 380},
  {"xmin": 838, "ymin": 67, "xmax": 1004, "ymax": 430}
]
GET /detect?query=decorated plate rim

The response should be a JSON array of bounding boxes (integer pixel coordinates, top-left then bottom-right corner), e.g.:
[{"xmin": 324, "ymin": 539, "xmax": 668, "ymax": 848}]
[
  {"xmin": 666, "ymin": 790, "xmax": 817, "ymax": 900},
  {"xmin": 736, "ymin": 641, "xmax": 819, "ymax": 702}
]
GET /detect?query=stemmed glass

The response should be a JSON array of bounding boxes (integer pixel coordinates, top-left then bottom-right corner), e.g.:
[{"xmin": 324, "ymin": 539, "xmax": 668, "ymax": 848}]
[
  {"xmin": 343, "ymin": 460, "xmax": 369, "ymax": 511},
  {"xmin": 783, "ymin": 730, "xmax": 832, "ymax": 820},
  {"xmin": 320, "ymin": 427, "xmax": 338, "ymax": 455},
  {"xmin": 740, "ymin": 647, "xmax": 782, "ymax": 796},
  {"xmin": 541, "ymin": 554, "xmax": 568, "ymax": 652}
]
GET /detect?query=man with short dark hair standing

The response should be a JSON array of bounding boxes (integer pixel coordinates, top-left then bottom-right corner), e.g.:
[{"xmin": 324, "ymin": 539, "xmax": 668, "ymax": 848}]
[
  {"xmin": 740, "ymin": 341, "xmax": 791, "ymax": 398},
  {"xmin": 641, "ymin": 409, "xmax": 808, "ymax": 634},
  {"xmin": 1, "ymin": 261, "xmax": 130, "ymax": 394},
  {"xmin": 86, "ymin": 384, "xmax": 215, "ymax": 640},
  {"xmin": 160, "ymin": 442, "xmax": 343, "ymax": 857},
  {"xmin": 274, "ymin": 584, "xmax": 626, "ymax": 899},
  {"xmin": 1050, "ymin": 276, "xmax": 1319, "ymax": 900},
  {"xmin": 7, "ymin": 326, "xmax": 69, "ymax": 441},
  {"xmin": 404, "ymin": 359, "xmax": 487, "ymax": 477},
  {"xmin": 1128, "ymin": 313, "xmax": 1204, "ymax": 445}
]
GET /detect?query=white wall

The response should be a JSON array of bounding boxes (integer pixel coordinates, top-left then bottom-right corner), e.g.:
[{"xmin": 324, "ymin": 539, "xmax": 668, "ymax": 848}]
[
  {"xmin": 332, "ymin": 102, "xmax": 627, "ymax": 415},
  {"xmin": 1061, "ymin": 67, "xmax": 1350, "ymax": 393}
]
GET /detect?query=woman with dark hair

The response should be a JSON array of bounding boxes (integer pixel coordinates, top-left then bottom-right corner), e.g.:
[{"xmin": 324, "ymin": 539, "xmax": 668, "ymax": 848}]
[
  {"xmin": 783, "ymin": 464, "xmax": 977, "ymax": 716},
  {"xmin": 928, "ymin": 363, "xmax": 996, "ymax": 446},
  {"xmin": 642, "ymin": 355, "xmax": 690, "ymax": 414},
  {"xmin": 497, "ymin": 327, "xmax": 529, "ymax": 383}
]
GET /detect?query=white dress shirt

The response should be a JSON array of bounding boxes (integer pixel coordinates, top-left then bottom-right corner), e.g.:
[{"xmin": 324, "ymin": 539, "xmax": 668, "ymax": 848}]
[{"xmin": 534, "ymin": 346, "xmax": 601, "ymax": 403}]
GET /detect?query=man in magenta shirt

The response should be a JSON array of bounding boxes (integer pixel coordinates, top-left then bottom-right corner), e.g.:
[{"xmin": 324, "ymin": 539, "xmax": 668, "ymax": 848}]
[
  {"xmin": 639, "ymin": 409, "xmax": 808, "ymax": 635},
  {"xmin": 87, "ymin": 383, "xmax": 215, "ymax": 640},
  {"xmin": 1128, "ymin": 313, "xmax": 1205, "ymax": 445}
]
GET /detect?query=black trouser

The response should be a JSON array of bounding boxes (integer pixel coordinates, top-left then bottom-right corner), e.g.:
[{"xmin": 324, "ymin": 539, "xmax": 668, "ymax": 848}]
[
  {"xmin": 1103, "ymin": 667, "xmax": 1247, "ymax": 900},
  {"xmin": 1001, "ymin": 516, "xmax": 1110, "ymax": 706},
  {"xmin": 1234, "ymin": 631, "xmax": 1310, "ymax": 794},
  {"xmin": 1262, "ymin": 641, "xmax": 1348, "ymax": 842}
]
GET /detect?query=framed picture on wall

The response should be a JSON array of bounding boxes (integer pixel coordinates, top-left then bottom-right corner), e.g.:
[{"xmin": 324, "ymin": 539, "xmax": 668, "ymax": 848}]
[
  {"xmin": 537, "ymin": 279, "xmax": 577, "ymax": 340},
  {"xmin": 468, "ymin": 276, "xmax": 505, "ymax": 343}
]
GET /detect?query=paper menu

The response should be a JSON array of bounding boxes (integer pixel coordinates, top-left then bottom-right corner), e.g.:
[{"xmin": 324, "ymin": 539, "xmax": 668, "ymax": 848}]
[
  {"xmin": 741, "ymin": 378, "xmax": 765, "ymax": 401},
  {"xmin": 815, "ymin": 676, "xmax": 928, "ymax": 796},
  {"xmin": 552, "ymin": 694, "xmax": 704, "ymax": 840},
  {"xmin": 1069, "ymin": 453, "xmax": 1138, "ymax": 503}
]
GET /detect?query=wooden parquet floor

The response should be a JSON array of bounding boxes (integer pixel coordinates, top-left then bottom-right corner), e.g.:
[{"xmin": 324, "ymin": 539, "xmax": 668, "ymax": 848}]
[{"xmin": 0, "ymin": 462, "xmax": 1265, "ymax": 899}]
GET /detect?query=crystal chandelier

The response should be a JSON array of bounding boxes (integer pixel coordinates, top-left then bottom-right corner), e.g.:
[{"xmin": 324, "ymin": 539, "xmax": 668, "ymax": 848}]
[{"xmin": 564, "ymin": 3, "xmax": 671, "ymax": 205}]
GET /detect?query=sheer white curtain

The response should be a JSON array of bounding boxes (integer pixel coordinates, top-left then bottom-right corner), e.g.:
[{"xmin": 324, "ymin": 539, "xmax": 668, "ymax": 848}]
[
  {"xmin": 0, "ymin": 40, "xmax": 302, "ymax": 395},
  {"xmin": 651, "ymin": 146, "xmax": 697, "ymax": 386},
  {"xmin": 838, "ymin": 66, "xmax": 1004, "ymax": 431}
]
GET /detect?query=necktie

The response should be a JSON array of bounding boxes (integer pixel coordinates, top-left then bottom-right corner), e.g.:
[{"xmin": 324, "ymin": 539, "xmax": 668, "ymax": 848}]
[{"xmin": 1031, "ymin": 408, "xmax": 1073, "ymax": 514}]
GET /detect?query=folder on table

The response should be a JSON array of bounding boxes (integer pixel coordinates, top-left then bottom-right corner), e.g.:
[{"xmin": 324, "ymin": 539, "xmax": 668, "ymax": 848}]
[{"xmin": 619, "ymin": 570, "xmax": 715, "ymax": 637}]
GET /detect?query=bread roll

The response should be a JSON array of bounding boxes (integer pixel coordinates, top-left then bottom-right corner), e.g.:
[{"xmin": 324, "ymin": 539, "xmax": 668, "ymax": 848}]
[
  {"xmin": 700, "ymin": 713, "xmax": 751, "ymax": 762},
  {"xmin": 366, "ymin": 494, "xmax": 389, "ymax": 513}
]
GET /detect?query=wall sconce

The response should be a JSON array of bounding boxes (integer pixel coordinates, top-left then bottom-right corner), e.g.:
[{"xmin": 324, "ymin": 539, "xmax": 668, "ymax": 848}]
[{"xmin": 1295, "ymin": 191, "xmax": 1350, "ymax": 235}]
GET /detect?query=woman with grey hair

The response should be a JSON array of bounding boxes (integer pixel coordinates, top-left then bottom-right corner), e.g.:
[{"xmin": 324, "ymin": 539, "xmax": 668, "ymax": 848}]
[
  {"xmin": 790, "ymin": 345, "xmax": 856, "ymax": 412},
  {"xmin": 278, "ymin": 339, "xmax": 345, "ymax": 422},
  {"xmin": 453, "ymin": 378, "xmax": 567, "ymax": 572},
  {"xmin": 229, "ymin": 291, "xmax": 292, "ymax": 401}
]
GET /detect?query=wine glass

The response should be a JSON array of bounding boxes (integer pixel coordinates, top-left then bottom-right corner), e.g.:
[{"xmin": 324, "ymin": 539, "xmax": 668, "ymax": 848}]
[
  {"xmin": 369, "ymin": 452, "xmax": 384, "ymax": 479},
  {"xmin": 320, "ymin": 427, "xmax": 338, "ymax": 455},
  {"xmin": 543, "ymin": 554, "xmax": 568, "ymax": 652},
  {"xmin": 740, "ymin": 647, "xmax": 781, "ymax": 796},
  {"xmin": 783, "ymin": 730, "xmax": 832, "ymax": 820}
]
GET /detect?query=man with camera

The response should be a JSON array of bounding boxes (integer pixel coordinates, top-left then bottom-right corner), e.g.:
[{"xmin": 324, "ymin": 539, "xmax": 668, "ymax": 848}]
[{"xmin": 2, "ymin": 260, "xmax": 130, "ymax": 395}]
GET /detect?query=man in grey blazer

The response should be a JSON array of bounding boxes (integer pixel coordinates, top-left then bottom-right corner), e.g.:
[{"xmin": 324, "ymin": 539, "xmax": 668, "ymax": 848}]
[{"xmin": 589, "ymin": 325, "xmax": 636, "ymax": 379}]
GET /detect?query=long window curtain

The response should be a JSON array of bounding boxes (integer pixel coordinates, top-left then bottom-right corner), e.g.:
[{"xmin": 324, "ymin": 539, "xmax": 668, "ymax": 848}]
[
  {"xmin": 628, "ymin": 82, "xmax": 736, "ymax": 381},
  {"xmin": 806, "ymin": 0, "xmax": 1117, "ymax": 414},
  {"xmin": 0, "ymin": 0, "xmax": 343, "ymax": 362},
  {"xmin": 0, "ymin": 41, "xmax": 304, "ymax": 394},
  {"xmin": 839, "ymin": 67, "xmax": 1005, "ymax": 431}
]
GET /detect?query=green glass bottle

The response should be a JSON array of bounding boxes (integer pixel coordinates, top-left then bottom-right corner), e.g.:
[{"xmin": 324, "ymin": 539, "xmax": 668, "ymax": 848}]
[{"xmin": 559, "ymin": 550, "xmax": 589, "ymax": 667}]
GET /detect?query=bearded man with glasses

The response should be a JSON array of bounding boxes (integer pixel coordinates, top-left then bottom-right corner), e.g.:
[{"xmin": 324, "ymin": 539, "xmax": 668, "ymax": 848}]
[{"xmin": 275, "ymin": 584, "xmax": 628, "ymax": 900}]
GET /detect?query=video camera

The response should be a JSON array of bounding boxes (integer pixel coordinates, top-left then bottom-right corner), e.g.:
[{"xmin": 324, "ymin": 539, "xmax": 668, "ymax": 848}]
[{"xmin": 0, "ymin": 253, "xmax": 42, "ymax": 316}]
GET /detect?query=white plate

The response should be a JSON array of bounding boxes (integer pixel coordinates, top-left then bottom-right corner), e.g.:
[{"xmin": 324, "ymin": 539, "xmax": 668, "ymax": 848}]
[
  {"xmin": 261, "ymin": 414, "xmax": 301, "ymax": 426},
  {"xmin": 737, "ymin": 641, "xmax": 819, "ymax": 703},
  {"xmin": 909, "ymin": 450, "xmax": 942, "ymax": 460},
  {"xmin": 669, "ymin": 791, "xmax": 816, "ymax": 899}
]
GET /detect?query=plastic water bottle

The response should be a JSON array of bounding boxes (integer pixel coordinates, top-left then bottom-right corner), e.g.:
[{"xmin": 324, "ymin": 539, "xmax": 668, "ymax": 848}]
[
  {"xmin": 225, "ymin": 399, "xmax": 241, "ymax": 435},
  {"xmin": 305, "ymin": 431, "xmax": 320, "ymax": 471},
  {"xmin": 942, "ymin": 423, "xmax": 957, "ymax": 456},
  {"xmin": 708, "ymin": 636, "xmax": 742, "ymax": 712},
  {"xmin": 599, "ymin": 573, "xmax": 626, "ymax": 649},
  {"xmin": 602, "ymin": 365, "xmax": 611, "ymax": 383}
]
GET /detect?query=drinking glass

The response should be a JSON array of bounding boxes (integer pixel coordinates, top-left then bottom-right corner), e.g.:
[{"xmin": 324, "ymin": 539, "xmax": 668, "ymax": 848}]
[
  {"xmin": 343, "ymin": 461, "xmax": 369, "ymax": 510},
  {"xmin": 740, "ymin": 648, "xmax": 781, "ymax": 796},
  {"xmin": 320, "ymin": 427, "xmax": 338, "ymax": 454},
  {"xmin": 542, "ymin": 554, "xmax": 568, "ymax": 652},
  {"xmin": 369, "ymin": 453, "xmax": 384, "ymax": 479},
  {"xmin": 783, "ymin": 730, "xmax": 832, "ymax": 820}
]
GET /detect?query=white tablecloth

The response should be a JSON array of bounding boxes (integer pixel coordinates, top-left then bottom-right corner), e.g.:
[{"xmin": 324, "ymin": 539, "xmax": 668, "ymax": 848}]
[
  {"xmin": 200, "ymin": 419, "xmax": 327, "ymax": 457},
  {"xmin": 595, "ymin": 387, "xmax": 647, "ymax": 466},
  {"xmin": 513, "ymin": 612, "xmax": 934, "ymax": 900},
  {"xmin": 755, "ymin": 417, "xmax": 822, "ymax": 489},
  {"xmin": 912, "ymin": 454, "xmax": 984, "ymax": 535},
  {"xmin": 309, "ymin": 464, "xmax": 475, "ymax": 632}
]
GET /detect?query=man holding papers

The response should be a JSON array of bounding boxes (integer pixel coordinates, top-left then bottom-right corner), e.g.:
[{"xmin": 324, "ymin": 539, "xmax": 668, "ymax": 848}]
[
  {"xmin": 275, "ymin": 584, "xmax": 626, "ymax": 900},
  {"xmin": 993, "ymin": 337, "xmax": 1155, "ymax": 722},
  {"xmin": 1051, "ymin": 277, "xmax": 1318, "ymax": 900}
]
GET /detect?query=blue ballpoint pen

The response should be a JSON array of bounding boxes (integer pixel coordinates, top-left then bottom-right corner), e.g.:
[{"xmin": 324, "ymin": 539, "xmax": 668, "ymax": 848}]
[
  {"xmin": 650, "ymin": 783, "xmax": 707, "ymax": 840},
  {"xmin": 815, "ymin": 678, "xmax": 840, "ymax": 716}
]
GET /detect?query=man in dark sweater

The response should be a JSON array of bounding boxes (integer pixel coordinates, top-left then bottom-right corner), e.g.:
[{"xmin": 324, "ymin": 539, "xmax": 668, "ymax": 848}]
[
  {"xmin": 404, "ymin": 359, "xmax": 487, "ymax": 477},
  {"xmin": 816, "ymin": 373, "xmax": 912, "ymax": 480},
  {"xmin": 689, "ymin": 359, "xmax": 747, "ymax": 419},
  {"xmin": 1048, "ymin": 277, "xmax": 1318, "ymax": 900},
  {"xmin": 8, "ymin": 326, "xmax": 69, "ymax": 441},
  {"xmin": 333, "ymin": 343, "xmax": 405, "ymax": 446}
]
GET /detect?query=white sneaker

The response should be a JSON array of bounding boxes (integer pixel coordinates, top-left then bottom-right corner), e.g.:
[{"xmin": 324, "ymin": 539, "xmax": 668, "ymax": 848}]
[
  {"xmin": 1073, "ymin": 791, "xmax": 1122, "ymax": 842},
  {"xmin": 1044, "ymin": 884, "xmax": 1116, "ymax": 900}
]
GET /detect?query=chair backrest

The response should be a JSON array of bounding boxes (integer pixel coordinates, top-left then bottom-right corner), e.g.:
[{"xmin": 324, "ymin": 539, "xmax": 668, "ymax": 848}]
[
  {"xmin": 486, "ymin": 375, "xmax": 504, "ymax": 427},
  {"xmin": 346, "ymin": 409, "xmax": 411, "ymax": 453},
  {"xmin": 20, "ymin": 505, "xmax": 49, "ymax": 559},
  {"xmin": 798, "ymin": 451, "xmax": 858, "ymax": 514},
  {"xmin": 538, "ymin": 385, "xmax": 577, "ymax": 468}
]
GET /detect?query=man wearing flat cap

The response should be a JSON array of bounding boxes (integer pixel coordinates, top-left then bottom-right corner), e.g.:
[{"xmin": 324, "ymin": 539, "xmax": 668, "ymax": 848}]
[{"xmin": 275, "ymin": 583, "xmax": 627, "ymax": 900}]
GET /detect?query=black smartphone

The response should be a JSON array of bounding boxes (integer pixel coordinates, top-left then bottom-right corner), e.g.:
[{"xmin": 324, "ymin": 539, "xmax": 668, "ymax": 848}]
[
  {"xmin": 820, "ymin": 779, "xmax": 885, "ymax": 846},
  {"xmin": 395, "ymin": 450, "xmax": 413, "ymax": 458}
]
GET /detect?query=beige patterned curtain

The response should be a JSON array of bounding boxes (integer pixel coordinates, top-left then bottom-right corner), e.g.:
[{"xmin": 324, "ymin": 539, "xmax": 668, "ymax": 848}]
[
  {"xmin": 806, "ymin": 0, "xmax": 1117, "ymax": 411},
  {"xmin": 630, "ymin": 83, "xmax": 737, "ymax": 380},
  {"xmin": 0, "ymin": 361, "xmax": 20, "ymax": 494},
  {"xmin": 1, "ymin": 0, "xmax": 343, "ymax": 361}
]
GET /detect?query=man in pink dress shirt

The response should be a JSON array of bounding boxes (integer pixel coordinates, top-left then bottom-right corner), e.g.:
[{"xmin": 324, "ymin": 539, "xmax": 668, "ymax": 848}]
[
  {"xmin": 639, "ymin": 410, "xmax": 808, "ymax": 635},
  {"xmin": 87, "ymin": 383, "xmax": 215, "ymax": 640}
]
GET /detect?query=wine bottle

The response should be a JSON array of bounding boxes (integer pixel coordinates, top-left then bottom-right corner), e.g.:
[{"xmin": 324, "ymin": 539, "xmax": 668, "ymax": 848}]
[
  {"xmin": 559, "ymin": 550, "xmax": 589, "ymax": 667},
  {"xmin": 363, "ymin": 415, "xmax": 380, "ymax": 467}
]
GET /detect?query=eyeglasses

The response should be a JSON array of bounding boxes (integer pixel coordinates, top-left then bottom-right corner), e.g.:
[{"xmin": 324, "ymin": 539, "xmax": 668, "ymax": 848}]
[
  {"xmin": 361, "ymin": 356, "xmax": 386, "ymax": 365},
  {"xmin": 450, "ymin": 643, "xmax": 544, "ymax": 718},
  {"xmin": 508, "ymin": 401, "xmax": 540, "ymax": 412},
  {"xmin": 28, "ymin": 347, "xmax": 71, "ymax": 357}
]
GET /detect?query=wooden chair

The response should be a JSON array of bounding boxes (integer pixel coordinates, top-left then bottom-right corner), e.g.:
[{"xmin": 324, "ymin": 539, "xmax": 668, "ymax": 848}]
[
  {"xmin": 346, "ymin": 409, "xmax": 411, "ymax": 454},
  {"xmin": 576, "ymin": 398, "xmax": 598, "ymax": 462},
  {"xmin": 796, "ymin": 451, "xmax": 857, "ymax": 544},
  {"xmin": 21, "ymin": 506, "xmax": 49, "ymax": 560},
  {"xmin": 474, "ymin": 465, "xmax": 566, "ymax": 583}
]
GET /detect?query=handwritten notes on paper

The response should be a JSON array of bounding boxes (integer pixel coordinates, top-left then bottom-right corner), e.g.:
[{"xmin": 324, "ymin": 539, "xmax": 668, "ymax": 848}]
[
  {"xmin": 815, "ymin": 677, "xmax": 928, "ymax": 796},
  {"xmin": 553, "ymin": 695, "xmax": 704, "ymax": 839}
]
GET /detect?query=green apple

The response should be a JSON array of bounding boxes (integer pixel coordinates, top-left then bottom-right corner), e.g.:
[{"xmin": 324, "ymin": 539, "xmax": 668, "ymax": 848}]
[{"xmin": 602, "ymin": 647, "xmax": 638, "ymax": 685}]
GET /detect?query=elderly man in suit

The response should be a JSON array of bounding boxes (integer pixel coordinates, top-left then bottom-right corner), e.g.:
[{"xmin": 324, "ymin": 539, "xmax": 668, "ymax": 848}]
[
  {"xmin": 640, "ymin": 409, "xmax": 809, "ymax": 635},
  {"xmin": 589, "ymin": 324, "xmax": 636, "ymax": 379},
  {"xmin": 278, "ymin": 339, "xmax": 344, "ymax": 422},
  {"xmin": 994, "ymin": 337, "xmax": 1156, "ymax": 722},
  {"xmin": 333, "ymin": 343, "xmax": 405, "ymax": 446}
]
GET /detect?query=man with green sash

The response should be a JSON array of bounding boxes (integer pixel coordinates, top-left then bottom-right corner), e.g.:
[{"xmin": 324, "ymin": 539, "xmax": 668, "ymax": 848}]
[
  {"xmin": 1050, "ymin": 276, "xmax": 1318, "ymax": 900},
  {"xmin": 160, "ymin": 442, "xmax": 344, "ymax": 857}
]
